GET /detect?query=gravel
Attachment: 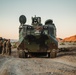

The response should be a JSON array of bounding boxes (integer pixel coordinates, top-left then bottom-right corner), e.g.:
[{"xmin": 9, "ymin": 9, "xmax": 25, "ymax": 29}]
[{"xmin": 0, "ymin": 48, "xmax": 76, "ymax": 75}]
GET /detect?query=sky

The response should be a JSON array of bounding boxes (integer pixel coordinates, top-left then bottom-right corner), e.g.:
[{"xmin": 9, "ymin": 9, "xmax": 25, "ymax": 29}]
[{"xmin": 0, "ymin": 0, "xmax": 76, "ymax": 39}]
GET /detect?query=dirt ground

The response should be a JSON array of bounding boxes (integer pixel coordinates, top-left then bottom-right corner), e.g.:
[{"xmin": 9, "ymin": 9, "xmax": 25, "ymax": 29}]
[{"xmin": 0, "ymin": 48, "xmax": 76, "ymax": 75}]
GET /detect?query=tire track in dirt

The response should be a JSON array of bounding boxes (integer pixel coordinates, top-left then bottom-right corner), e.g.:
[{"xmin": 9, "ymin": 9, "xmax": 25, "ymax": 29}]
[{"xmin": 0, "ymin": 57, "xmax": 76, "ymax": 75}]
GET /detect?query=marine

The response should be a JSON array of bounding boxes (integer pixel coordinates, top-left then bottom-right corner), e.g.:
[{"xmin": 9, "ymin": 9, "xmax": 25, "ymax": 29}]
[
  {"xmin": 6, "ymin": 39, "xmax": 11, "ymax": 55},
  {"xmin": 2, "ymin": 40, "xmax": 7, "ymax": 55},
  {"xmin": 0, "ymin": 38, "xmax": 3, "ymax": 54}
]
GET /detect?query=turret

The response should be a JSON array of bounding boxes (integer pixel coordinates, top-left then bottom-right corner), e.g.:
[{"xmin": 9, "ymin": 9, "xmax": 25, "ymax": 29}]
[{"xmin": 31, "ymin": 15, "xmax": 42, "ymax": 26}]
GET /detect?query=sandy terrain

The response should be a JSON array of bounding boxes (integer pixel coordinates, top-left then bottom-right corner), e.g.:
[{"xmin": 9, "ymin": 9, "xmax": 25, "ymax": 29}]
[{"xmin": 0, "ymin": 48, "xmax": 76, "ymax": 75}]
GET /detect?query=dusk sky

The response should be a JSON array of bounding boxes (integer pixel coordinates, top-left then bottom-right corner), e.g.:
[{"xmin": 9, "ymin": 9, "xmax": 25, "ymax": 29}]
[{"xmin": 0, "ymin": 0, "xmax": 76, "ymax": 39}]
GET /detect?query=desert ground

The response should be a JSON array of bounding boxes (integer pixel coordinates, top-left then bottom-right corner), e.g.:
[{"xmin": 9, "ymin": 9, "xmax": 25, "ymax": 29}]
[{"xmin": 0, "ymin": 48, "xmax": 76, "ymax": 75}]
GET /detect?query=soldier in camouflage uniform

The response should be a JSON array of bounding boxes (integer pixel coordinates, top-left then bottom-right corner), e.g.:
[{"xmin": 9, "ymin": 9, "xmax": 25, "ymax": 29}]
[
  {"xmin": 2, "ymin": 40, "xmax": 7, "ymax": 55},
  {"xmin": 6, "ymin": 39, "xmax": 11, "ymax": 55},
  {"xmin": 0, "ymin": 40, "xmax": 3, "ymax": 54}
]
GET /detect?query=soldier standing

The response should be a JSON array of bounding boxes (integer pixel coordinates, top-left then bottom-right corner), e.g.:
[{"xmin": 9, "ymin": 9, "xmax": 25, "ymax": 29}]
[
  {"xmin": 2, "ymin": 40, "xmax": 6, "ymax": 55},
  {"xmin": 0, "ymin": 40, "xmax": 3, "ymax": 54},
  {"xmin": 6, "ymin": 39, "xmax": 11, "ymax": 55}
]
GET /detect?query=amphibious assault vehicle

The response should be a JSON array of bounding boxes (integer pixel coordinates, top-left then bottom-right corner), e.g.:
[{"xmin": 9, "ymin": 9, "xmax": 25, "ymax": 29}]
[{"xmin": 17, "ymin": 15, "xmax": 58, "ymax": 58}]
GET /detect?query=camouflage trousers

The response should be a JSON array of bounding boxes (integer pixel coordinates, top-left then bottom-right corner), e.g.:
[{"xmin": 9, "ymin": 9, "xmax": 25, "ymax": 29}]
[
  {"xmin": 2, "ymin": 47, "xmax": 6, "ymax": 54},
  {"xmin": 6, "ymin": 48, "xmax": 11, "ymax": 55}
]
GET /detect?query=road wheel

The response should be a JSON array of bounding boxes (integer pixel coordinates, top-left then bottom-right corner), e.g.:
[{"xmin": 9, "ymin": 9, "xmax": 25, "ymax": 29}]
[
  {"xmin": 18, "ymin": 50, "xmax": 25, "ymax": 58},
  {"xmin": 50, "ymin": 49, "xmax": 57, "ymax": 58}
]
